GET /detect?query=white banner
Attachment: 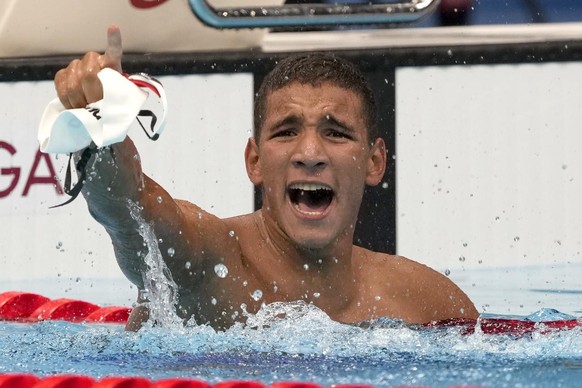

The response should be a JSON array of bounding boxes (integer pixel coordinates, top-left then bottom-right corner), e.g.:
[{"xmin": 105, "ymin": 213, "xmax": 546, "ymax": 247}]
[
  {"xmin": 0, "ymin": 73, "xmax": 254, "ymax": 305},
  {"xmin": 396, "ymin": 62, "xmax": 582, "ymax": 314}
]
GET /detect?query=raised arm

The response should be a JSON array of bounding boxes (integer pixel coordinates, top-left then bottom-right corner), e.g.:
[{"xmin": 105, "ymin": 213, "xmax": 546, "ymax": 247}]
[
  {"xmin": 52, "ymin": 27, "xmax": 244, "ymax": 314},
  {"xmin": 53, "ymin": 27, "xmax": 156, "ymax": 286}
]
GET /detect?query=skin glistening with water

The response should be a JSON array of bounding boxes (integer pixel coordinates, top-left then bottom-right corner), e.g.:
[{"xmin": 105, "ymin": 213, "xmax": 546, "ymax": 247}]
[{"xmin": 54, "ymin": 26, "xmax": 479, "ymax": 331}]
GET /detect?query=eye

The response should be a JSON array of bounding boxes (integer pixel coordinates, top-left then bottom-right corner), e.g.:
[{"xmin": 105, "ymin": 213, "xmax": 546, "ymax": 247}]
[
  {"xmin": 272, "ymin": 128, "xmax": 297, "ymax": 139},
  {"xmin": 326, "ymin": 128, "xmax": 353, "ymax": 140}
]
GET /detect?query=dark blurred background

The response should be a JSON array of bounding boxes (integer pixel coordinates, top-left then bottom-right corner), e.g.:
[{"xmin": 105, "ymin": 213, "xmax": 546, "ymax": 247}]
[{"xmin": 284, "ymin": 0, "xmax": 582, "ymax": 27}]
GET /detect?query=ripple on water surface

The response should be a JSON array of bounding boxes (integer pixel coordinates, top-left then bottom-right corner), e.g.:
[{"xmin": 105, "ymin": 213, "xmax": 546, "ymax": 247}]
[{"xmin": 1, "ymin": 302, "xmax": 582, "ymax": 387}]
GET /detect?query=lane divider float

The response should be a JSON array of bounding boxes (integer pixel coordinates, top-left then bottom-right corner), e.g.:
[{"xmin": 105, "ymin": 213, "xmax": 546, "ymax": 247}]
[
  {"xmin": 0, "ymin": 374, "xmax": 384, "ymax": 388},
  {"xmin": 1, "ymin": 291, "xmax": 581, "ymax": 336},
  {"xmin": 0, "ymin": 291, "xmax": 130, "ymax": 324}
]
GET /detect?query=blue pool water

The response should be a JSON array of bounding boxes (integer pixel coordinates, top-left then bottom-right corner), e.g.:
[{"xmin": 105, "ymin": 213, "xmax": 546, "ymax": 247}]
[
  {"xmin": 1, "ymin": 302, "xmax": 582, "ymax": 388},
  {"xmin": 2, "ymin": 255, "xmax": 581, "ymax": 387}
]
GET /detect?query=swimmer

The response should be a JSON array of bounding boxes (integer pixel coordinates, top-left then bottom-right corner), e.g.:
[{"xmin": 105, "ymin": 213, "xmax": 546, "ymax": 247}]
[{"xmin": 54, "ymin": 26, "xmax": 478, "ymax": 330}]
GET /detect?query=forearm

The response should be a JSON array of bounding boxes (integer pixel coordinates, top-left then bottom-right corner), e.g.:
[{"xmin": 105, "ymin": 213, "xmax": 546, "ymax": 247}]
[
  {"xmin": 75, "ymin": 137, "xmax": 148, "ymax": 286},
  {"xmin": 78, "ymin": 137, "xmax": 142, "ymax": 205}
]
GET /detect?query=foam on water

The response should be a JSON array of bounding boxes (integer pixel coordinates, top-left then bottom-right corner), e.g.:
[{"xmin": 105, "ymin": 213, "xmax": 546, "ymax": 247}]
[{"xmin": 1, "ymin": 302, "xmax": 582, "ymax": 387}]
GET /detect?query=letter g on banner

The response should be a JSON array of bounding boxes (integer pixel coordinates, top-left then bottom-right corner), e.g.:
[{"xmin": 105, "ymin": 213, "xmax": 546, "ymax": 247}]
[{"xmin": 0, "ymin": 141, "xmax": 20, "ymax": 198}]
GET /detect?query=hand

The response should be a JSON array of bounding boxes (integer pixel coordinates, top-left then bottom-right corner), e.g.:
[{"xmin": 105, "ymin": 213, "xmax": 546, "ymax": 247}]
[{"xmin": 55, "ymin": 25, "xmax": 123, "ymax": 109}]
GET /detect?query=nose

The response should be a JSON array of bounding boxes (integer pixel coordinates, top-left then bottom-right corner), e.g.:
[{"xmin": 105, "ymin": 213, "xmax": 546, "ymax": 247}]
[{"xmin": 290, "ymin": 130, "xmax": 328, "ymax": 170}]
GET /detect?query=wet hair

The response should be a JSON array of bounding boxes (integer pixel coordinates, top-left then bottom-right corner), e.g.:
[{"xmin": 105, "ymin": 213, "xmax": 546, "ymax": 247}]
[{"xmin": 254, "ymin": 52, "xmax": 378, "ymax": 143}]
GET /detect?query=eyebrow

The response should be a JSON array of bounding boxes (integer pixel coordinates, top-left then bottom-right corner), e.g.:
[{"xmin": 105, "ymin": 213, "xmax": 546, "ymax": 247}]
[
  {"xmin": 267, "ymin": 113, "xmax": 356, "ymax": 134},
  {"xmin": 270, "ymin": 114, "xmax": 303, "ymax": 130}
]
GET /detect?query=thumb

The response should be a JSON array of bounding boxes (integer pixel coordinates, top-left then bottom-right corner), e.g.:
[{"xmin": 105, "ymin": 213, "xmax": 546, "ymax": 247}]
[{"xmin": 102, "ymin": 25, "xmax": 123, "ymax": 73}]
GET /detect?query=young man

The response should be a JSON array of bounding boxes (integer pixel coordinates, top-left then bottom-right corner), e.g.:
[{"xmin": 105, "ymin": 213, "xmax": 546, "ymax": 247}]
[{"xmin": 53, "ymin": 26, "xmax": 478, "ymax": 330}]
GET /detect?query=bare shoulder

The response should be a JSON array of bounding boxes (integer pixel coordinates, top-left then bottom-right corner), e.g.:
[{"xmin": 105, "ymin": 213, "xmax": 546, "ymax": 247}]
[
  {"xmin": 174, "ymin": 199, "xmax": 260, "ymax": 259},
  {"xmin": 353, "ymin": 247, "xmax": 479, "ymax": 323},
  {"xmin": 354, "ymin": 247, "xmax": 439, "ymax": 278},
  {"xmin": 175, "ymin": 199, "xmax": 215, "ymax": 220},
  {"xmin": 175, "ymin": 199, "xmax": 255, "ymax": 227}
]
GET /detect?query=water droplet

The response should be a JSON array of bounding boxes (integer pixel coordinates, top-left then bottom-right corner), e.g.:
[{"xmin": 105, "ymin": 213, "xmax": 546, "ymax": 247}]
[
  {"xmin": 374, "ymin": 295, "xmax": 381, "ymax": 301},
  {"xmin": 214, "ymin": 263, "xmax": 228, "ymax": 278},
  {"xmin": 229, "ymin": 230, "xmax": 235, "ymax": 237},
  {"xmin": 185, "ymin": 261, "xmax": 191, "ymax": 269},
  {"xmin": 55, "ymin": 241, "xmax": 63, "ymax": 249},
  {"xmin": 444, "ymin": 269, "xmax": 451, "ymax": 276},
  {"xmin": 459, "ymin": 256, "xmax": 466, "ymax": 262},
  {"xmin": 250, "ymin": 289, "xmax": 263, "ymax": 301},
  {"xmin": 211, "ymin": 297, "xmax": 217, "ymax": 305},
  {"xmin": 156, "ymin": 196, "xmax": 163, "ymax": 204},
  {"xmin": 462, "ymin": 242, "xmax": 468, "ymax": 247},
  {"xmin": 167, "ymin": 247, "xmax": 175, "ymax": 257},
  {"xmin": 303, "ymin": 264, "xmax": 309, "ymax": 270},
  {"xmin": 75, "ymin": 277, "xmax": 81, "ymax": 283},
  {"xmin": 381, "ymin": 182, "xmax": 388, "ymax": 189},
  {"xmin": 313, "ymin": 292, "xmax": 320, "ymax": 298},
  {"xmin": 514, "ymin": 236, "xmax": 520, "ymax": 242},
  {"xmin": 242, "ymin": 280, "xmax": 248, "ymax": 287}
]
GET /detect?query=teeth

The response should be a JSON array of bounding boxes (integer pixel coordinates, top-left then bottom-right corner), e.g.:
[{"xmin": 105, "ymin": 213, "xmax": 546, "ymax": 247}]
[{"xmin": 289, "ymin": 183, "xmax": 331, "ymax": 191}]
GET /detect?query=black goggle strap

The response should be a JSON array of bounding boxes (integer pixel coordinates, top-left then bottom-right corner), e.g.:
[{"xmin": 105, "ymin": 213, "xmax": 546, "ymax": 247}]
[
  {"xmin": 50, "ymin": 146, "xmax": 97, "ymax": 209},
  {"xmin": 136, "ymin": 109, "xmax": 160, "ymax": 141},
  {"xmin": 50, "ymin": 108, "xmax": 160, "ymax": 209}
]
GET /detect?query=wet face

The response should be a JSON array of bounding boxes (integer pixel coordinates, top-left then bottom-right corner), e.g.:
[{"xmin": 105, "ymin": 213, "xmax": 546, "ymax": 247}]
[{"xmin": 245, "ymin": 82, "xmax": 386, "ymax": 251}]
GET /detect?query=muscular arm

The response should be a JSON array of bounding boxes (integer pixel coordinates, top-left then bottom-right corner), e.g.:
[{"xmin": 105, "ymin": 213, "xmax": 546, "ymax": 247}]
[
  {"xmin": 77, "ymin": 137, "xmax": 161, "ymax": 287},
  {"xmin": 56, "ymin": 27, "xmax": 248, "ymax": 330}
]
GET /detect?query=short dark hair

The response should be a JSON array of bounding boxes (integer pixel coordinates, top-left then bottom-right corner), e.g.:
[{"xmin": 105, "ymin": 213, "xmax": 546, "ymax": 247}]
[{"xmin": 254, "ymin": 52, "xmax": 378, "ymax": 143}]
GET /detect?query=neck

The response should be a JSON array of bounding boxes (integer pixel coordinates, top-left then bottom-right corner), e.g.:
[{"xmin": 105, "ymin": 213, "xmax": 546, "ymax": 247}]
[{"xmin": 255, "ymin": 210, "xmax": 358, "ymax": 309}]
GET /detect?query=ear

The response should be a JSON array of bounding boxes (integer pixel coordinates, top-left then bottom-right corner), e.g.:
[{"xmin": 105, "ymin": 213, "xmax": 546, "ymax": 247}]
[
  {"xmin": 365, "ymin": 138, "xmax": 387, "ymax": 186},
  {"xmin": 244, "ymin": 137, "xmax": 263, "ymax": 186}
]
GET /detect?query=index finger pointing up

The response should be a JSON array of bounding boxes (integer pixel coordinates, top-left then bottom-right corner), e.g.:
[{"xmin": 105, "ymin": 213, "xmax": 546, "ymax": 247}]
[{"xmin": 103, "ymin": 25, "xmax": 123, "ymax": 72}]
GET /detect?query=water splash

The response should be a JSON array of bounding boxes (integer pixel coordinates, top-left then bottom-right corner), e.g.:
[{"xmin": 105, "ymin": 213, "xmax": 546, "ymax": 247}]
[
  {"xmin": 2, "ymin": 305, "xmax": 582, "ymax": 386},
  {"xmin": 525, "ymin": 308, "xmax": 576, "ymax": 322},
  {"xmin": 128, "ymin": 200, "xmax": 182, "ymax": 329}
]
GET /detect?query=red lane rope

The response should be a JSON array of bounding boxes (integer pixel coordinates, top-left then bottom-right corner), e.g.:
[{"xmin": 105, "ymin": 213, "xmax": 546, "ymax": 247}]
[
  {"xmin": 1, "ymin": 291, "xmax": 581, "ymax": 335},
  {"xmin": 0, "ymin": 374, "xmax": 391, "ymax": 388},
  {"xmin": 5, "ymin": 291, "xmax": 579, "ymax": 388},
  {"xmin": 423, "ymin": 316, "xmax": 582, "ymax": 335},
  {"xmin": 0, "ymin": 292, "xmax": 130, "ymax": 324}
]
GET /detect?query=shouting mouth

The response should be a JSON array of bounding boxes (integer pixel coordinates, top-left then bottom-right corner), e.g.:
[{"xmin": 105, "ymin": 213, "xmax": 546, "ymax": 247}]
[{"xmin": 288, "ymin": 183, "xmax": 334, "ymax": 217}]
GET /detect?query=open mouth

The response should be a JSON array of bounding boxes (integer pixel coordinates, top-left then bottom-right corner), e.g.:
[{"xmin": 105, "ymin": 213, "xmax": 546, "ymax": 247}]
[{"xmin": 288, "ymin": 183, "xmax": 334, "ymax": 216}]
